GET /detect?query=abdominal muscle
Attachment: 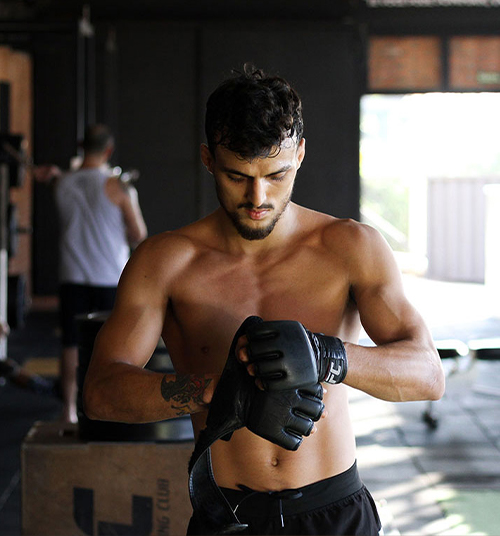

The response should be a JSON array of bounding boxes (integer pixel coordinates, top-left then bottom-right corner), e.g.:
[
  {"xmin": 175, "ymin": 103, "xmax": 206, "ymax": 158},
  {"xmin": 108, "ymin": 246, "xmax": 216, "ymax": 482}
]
[{"xmin": 195, "ymin": 385, "xmax": 357, "ymax": 492}]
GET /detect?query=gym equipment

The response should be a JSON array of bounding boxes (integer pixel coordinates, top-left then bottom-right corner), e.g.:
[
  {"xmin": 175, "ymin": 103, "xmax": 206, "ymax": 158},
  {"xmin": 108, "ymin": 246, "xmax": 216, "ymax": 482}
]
[
  {"xmin": 0, "ymin": 133, "xmax": 29, "ymax": 188},
  {"xmin": 469, "ymin": 338, "xmax": 500, "ymax": 397},
  {"xmin": 8, "ymin": 274, "xmax": 27, "ymax": 330},
  {"xmin": 0, "ymin": 92, "xmax": 30, "ymax": 365},
  {"xmin": 110, "ymin": 165, "xmax": 140, "ymax": 188},
  {"xmin": 5, "ymin": 203, "xmax": 32, "ymax": 259},
  {"xmin": 22, "ymin": 421, "xmax": 193, "ymax": 536},
  {"xmin": 1, "ymin": 164, "xmax": 9, "ymax": 361},
  {"xmin": 422, "ymin": 339, "xmax": 470, "ymax": 429}
]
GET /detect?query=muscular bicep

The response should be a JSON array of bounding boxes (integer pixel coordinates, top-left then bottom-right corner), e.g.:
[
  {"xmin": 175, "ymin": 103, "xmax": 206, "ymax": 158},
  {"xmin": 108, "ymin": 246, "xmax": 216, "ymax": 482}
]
[
  {"xmin": 355, "ymin": 280, "xmax": 425, "ymax": 346},
  {"xmin": 350, "ymin": 226, "xmax": 426, "ymax": 345},
  {"xmin": 90, "ymin": 241, "xmax": 168, "ymax": 370}
]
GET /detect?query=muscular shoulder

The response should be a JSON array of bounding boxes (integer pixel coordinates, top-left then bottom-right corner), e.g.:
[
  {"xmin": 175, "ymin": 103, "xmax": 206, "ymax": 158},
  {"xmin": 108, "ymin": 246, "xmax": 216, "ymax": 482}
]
[
  {"xmin": 333, "ymin": 220, "xmax": 401, "ymax": 296},
  {"xmin": 300, "ymin": 209, "xmax": 373, "ymax": 250},
  {"xmin": 314, "ymin": 215, "xmax": 397, "ymax": 284},
  {"xmin": 127, "ymin": 230, "xmax": 200, "ymax": 276},
  {"xmin": 321, "ymin": 217, "xmax": 382, "ymax": 252}
]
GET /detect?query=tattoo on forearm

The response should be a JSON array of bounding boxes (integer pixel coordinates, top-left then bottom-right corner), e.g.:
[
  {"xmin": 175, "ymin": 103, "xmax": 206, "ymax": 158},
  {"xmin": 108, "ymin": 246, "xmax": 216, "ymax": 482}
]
[{"xmin": 160, "ymin": 375, "xmax": 211, "ymax": 416}]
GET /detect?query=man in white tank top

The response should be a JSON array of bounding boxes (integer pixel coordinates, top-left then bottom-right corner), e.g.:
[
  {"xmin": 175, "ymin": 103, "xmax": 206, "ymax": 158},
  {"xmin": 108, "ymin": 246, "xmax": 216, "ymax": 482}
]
[{"xmin": 40, "ymin": 125, "xmax": 147, "ymax": 422}]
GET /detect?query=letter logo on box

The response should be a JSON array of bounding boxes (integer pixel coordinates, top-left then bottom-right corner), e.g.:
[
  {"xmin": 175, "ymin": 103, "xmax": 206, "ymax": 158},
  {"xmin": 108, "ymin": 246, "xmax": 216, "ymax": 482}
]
[{"xmin": 73, "ymin": 487, "xmax": 153, "ymax": 535}]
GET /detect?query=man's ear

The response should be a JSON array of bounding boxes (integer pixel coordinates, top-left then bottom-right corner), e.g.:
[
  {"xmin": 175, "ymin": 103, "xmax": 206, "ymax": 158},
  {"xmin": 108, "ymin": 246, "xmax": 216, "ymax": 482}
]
[
  {"xmin": 200, "ymin": 144, "xmax": 214, "ymax": 175},
  {"xmin": 296, "ymin": 138, "xmax": 306, "ymax": 170},
  {"xmin": 104, "ymin": 142, "xmax": 115, "ymax": 161}
]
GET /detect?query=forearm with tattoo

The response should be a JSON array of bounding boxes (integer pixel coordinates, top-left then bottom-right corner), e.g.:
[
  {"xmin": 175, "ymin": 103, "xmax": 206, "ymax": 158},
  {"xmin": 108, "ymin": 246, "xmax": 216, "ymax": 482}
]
[{"xmin": 160, "ymin": 374, "xmax": 212, "ymax": 416}]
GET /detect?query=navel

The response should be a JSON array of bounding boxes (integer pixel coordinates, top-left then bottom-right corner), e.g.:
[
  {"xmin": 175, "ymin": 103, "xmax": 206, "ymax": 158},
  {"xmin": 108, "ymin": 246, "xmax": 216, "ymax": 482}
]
[
  {"xmin": 270, "ymin": 457, "xmax": 279, "ymax": 467},
  {"xmin": 201, "ymin": 346, "xmax": 210, "ymax": 355}
]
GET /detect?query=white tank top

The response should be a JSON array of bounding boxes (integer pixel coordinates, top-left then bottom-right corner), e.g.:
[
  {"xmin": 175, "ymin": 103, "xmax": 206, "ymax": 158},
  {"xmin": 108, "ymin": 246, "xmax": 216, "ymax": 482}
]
[{"xmin": 56, "ymin": 167, "xmax": 130, "ymax": 286}]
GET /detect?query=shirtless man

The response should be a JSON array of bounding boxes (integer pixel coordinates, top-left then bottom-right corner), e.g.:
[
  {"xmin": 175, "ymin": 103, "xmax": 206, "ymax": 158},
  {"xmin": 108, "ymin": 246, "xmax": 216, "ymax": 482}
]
[{"xmin": 83, "ymin": 66, "xmax": 445, "ymax": 535}]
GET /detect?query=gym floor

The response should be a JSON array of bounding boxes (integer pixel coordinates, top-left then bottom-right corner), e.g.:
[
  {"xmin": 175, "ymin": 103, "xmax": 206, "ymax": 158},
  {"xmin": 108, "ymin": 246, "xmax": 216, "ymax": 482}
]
[
  {"xmin": 0, "ymin": 277, "xmax": 499, "ymax": 535},
  {"xmin": 0, "ymin": 305, "xmax": 63, "ymax": 536}
]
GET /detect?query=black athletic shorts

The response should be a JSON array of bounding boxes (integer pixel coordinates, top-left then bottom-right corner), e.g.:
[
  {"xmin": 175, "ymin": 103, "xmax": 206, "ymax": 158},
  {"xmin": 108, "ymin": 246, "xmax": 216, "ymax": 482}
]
[
  {"xmin": 187, "ymin": 461, "xmax": 382, "ymax": 535},
  {"xmin": 59, "ymin": 283, "xmax": 117, "ymax": 346}
]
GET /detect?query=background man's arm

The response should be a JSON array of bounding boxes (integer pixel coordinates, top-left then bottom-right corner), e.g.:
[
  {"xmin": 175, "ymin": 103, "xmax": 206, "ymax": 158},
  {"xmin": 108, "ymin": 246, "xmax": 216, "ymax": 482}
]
[{"xmin": 105, "ymin": 176, "xmax": 148, "ymax": 247}]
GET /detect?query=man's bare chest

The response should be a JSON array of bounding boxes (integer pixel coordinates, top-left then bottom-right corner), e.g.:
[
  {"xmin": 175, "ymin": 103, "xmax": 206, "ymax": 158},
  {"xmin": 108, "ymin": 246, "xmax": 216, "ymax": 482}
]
[
  {"xmin": 161, "ymin": 217, "xmax": 366, "ymax": 373},
  {"xmin": 166, "ymin": 249, "xmax": 354, "ymax": 353}
]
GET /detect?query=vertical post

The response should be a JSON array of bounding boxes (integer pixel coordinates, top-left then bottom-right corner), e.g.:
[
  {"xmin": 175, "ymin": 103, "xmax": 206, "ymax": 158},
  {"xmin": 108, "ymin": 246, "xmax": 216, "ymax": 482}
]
[
  {"xmin": 0, "ymin": 81, "xmax": 10, "ymax": 359},
  {"xmin": 0, "ymin": 164, "xmax": 9, "ymax": 360},
  {"xmin": 76, "ymin": 4, "xmax": 95, "ymax": 154},
  {"xmin": 103, "ymin": 26, "xmax": 119, "ymax": 160},
  {"xmin": 85, "ymin": 13, "xmax": 96, "ymax": 126},
  {"xmin": 484, "ymin": 184, "xmax": 500, "ymax": 295},
  {"xmin": 0, "ymin": 83, "xmax": 9, "ymax": 132}
]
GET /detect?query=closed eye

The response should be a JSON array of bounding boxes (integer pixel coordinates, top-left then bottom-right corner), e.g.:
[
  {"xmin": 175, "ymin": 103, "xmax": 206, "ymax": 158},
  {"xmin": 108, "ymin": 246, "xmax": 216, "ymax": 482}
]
[{"xmin": 227, "ymin": 174, "xmax": 246, "ymax": 183}]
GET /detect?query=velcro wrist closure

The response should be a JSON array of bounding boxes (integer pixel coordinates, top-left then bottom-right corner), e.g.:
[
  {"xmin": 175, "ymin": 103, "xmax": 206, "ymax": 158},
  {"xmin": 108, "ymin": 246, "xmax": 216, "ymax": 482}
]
[{"xmin": 314, "ymin": 333, "xmax": 348, "ymax": 384}]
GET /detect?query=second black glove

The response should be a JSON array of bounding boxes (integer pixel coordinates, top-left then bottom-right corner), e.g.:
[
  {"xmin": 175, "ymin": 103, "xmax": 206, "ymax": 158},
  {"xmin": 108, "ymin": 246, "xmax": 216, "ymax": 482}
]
[{"xmin": 246, "ymin": 320, "xmax": 348, "ymax": 389}]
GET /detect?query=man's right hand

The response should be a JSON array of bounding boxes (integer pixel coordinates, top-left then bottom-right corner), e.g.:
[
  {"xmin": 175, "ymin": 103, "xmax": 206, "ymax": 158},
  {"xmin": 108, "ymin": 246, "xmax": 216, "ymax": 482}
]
[{"xmin": 32, "ymin": 164, "xmax": 62, "ymax": 183}]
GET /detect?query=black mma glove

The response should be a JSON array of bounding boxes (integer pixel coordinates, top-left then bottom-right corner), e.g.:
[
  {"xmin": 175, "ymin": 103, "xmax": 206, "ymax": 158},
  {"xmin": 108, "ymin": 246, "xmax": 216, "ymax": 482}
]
[
  {"xmin": 193, "ymin": 316, "xmax": 324, "ymax": 453},
  {"xmin": 247, "ymin": 383, "xmax": 324, "ymax": 450},
  {"xmin": 246, "ymin": 320, "xmax": 348, "ymax": 390}
]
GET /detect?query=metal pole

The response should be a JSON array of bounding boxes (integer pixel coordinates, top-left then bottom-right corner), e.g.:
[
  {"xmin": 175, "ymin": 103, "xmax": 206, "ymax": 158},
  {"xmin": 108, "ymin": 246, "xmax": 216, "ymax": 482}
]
[
  {"xmin": 0, "ymin": 164, "xmax": 9, "ymax": 360},
  {"xmin": 76, "ymin": 4, "xmax": 95, "ymax": 153}
]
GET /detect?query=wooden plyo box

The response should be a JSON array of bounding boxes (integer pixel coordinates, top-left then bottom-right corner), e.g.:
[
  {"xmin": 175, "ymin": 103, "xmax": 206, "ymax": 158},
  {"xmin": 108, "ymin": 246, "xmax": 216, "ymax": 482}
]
[{"xmin": 21, "ymin": 421, "xmax": 194, "ymax": 536}]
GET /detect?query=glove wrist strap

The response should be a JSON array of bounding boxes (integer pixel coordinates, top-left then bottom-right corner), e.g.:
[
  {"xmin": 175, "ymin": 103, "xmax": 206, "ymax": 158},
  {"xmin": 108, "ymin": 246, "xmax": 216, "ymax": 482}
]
[{"xmin": 312, "ymin": 333, "xmax": 348, "ymax": 384}]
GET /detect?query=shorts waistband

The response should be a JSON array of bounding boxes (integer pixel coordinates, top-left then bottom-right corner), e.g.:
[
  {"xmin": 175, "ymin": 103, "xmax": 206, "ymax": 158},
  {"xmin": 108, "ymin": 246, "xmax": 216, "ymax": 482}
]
[{"xmin": 220, "ymin": 460, "xmax": 363, "ymax": 518}]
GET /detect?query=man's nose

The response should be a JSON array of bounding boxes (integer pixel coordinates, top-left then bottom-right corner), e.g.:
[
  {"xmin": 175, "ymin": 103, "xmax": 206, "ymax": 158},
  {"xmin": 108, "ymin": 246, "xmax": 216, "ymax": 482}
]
[{"xmin": 246, "ymin": 178, "xmax": 267, "ymax": 207}]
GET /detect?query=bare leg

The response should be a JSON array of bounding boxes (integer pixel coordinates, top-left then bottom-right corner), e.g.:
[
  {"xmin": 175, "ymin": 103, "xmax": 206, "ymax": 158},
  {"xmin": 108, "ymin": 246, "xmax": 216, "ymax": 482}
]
[{"xmin": 60, "ymin": 346, "xmax": 79, "ymax": 423}]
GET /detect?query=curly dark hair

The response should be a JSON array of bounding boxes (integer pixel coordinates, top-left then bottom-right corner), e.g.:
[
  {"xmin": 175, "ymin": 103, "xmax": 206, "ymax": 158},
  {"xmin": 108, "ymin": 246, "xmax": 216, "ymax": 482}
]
[{"xmin": 205, "ymin": 64, "xmax": 304, "ymax": 159}]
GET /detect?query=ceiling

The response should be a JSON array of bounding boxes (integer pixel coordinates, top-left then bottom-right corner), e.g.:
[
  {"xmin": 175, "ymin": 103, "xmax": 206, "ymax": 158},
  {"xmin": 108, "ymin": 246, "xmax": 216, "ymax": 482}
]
[{"xmin": 0, "ymin": 0, "xmax": 359, "ymax": 23}]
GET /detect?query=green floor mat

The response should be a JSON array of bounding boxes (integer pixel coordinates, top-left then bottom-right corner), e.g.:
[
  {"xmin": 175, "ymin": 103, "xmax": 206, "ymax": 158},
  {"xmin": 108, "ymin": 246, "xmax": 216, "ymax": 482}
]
[{"xmin": 437, "ymin": 489, "xmax": 500, "ymax": 535}]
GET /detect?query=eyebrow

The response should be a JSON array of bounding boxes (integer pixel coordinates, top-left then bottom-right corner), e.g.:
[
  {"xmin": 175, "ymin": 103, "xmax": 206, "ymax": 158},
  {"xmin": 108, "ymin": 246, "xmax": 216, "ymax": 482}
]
[{"xmin": 221, "ymin": 165, "xmax": 292, "ymax": 179}]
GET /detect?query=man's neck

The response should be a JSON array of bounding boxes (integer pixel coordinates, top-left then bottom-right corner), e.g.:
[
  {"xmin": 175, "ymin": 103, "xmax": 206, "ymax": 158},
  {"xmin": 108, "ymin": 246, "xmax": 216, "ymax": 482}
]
[{"xmin": 80, "ymin": 154, "xmax": 107, "ymax": 169}]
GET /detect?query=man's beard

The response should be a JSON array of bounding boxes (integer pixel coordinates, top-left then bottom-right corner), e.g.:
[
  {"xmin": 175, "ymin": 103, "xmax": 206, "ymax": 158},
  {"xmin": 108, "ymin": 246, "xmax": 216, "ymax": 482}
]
[{"xmin": 216, "ymin": 184, "xmax": 293, "ymax": 241}]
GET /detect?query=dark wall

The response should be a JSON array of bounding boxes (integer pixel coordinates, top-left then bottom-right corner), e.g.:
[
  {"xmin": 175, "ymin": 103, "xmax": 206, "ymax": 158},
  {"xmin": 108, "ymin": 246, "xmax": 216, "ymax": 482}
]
[
  {"xmin": 31, "ymin": 18, "xmax": 363, "ymax": 294},
  {"xmin": 102, "ymin": 22, "xmax": 200, "ymax": 233},
  {"xmin": 32, "ymin": 28, "xmax": 78, "ymax": 294}
]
